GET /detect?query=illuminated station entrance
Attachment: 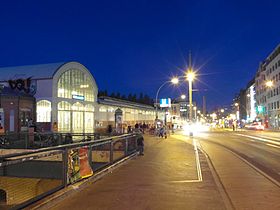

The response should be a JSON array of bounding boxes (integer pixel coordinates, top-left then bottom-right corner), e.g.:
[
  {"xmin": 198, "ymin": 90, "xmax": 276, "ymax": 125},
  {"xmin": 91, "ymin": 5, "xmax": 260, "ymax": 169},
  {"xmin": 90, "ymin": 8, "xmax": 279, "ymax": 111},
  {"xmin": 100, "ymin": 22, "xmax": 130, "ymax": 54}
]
[
  {"xmin": 51, "ymin": 62, "xmax": 98, "ymax": 133},
  {"xmin": 3, "ymin": 61, "xmax": 99, "ymax": 133}
]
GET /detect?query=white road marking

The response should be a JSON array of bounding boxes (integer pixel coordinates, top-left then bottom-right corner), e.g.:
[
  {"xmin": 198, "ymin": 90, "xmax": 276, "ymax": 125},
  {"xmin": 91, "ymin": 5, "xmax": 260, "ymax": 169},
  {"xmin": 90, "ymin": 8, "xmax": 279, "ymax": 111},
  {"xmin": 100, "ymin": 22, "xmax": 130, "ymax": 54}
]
[
  {"xmin": 236, "ymin": 134, "xmax": 280, "ymax": 146},
  {"xmin": 265, "ymin": 143, "xmax": 280, "ymax": 149},
  {"xmin": 193, "ymin": 138, "xmax": 203, "ymax": 181},
  {"xmin": 171, "ymin": 135, "xmax": 203, "ymax": 183}
]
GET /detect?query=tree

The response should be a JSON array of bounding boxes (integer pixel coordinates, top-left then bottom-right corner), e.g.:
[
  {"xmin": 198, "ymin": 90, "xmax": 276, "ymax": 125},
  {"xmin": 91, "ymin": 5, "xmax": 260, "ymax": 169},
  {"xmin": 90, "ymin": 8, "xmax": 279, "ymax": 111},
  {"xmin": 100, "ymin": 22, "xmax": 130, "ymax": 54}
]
[
  {"xmin": 121, "ymin": 94, "xmax": 127, "ymax": 100},
  {"xmin": 128, "ymin": 93, "xmax": 133, "ymax": 101},
  {"xmin": 132, "ymin": 94, "xmax": 137, "ymax": 102},
  {"xmin": 110, "ymin": 92, "xmax": 116, "ymax": 98},
  {"xmin": 138, "ymin": 92, "xmax": 144, "ymax": 103}
]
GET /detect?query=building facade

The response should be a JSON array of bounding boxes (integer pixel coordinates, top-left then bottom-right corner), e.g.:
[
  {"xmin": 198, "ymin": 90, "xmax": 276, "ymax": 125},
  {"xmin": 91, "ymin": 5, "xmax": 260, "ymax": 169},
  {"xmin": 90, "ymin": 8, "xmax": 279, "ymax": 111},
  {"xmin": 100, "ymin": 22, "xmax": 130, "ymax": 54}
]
[
  {"xmin": 255, "ymin": 44, "xmax": 280, "ymax": 128},
  {"xmin": 0, "ymin": 61, "xmax": 160, "ymax": 133}
]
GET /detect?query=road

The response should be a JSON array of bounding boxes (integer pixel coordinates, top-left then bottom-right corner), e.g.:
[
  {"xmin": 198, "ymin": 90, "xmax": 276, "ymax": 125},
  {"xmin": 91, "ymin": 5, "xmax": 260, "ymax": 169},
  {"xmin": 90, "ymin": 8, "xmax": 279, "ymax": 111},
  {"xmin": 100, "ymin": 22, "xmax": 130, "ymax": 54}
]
[{"xmin": 179, "ymin": 130, "xmax": 280, "ymax": 210}]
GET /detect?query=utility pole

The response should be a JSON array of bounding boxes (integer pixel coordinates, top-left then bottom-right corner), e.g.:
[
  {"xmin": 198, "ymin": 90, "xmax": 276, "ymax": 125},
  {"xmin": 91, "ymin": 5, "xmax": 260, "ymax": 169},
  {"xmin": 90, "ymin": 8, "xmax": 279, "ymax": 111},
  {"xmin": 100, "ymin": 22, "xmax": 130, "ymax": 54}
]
[
  {"xmin": 188, "ymin": 51, "xmax": 193, "ymax": 122},
  {"xmin": 203, "ymin": 96, "xmax": 206, "ymax": 116}
]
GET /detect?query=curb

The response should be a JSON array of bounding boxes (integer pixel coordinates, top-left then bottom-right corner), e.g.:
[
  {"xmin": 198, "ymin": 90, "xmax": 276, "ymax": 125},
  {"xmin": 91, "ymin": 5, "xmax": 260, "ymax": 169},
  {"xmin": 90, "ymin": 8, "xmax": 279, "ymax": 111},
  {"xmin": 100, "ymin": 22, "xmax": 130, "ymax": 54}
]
[{"xmin": 197, "ymin": 145, "xmax": 235, "ymax": 210}]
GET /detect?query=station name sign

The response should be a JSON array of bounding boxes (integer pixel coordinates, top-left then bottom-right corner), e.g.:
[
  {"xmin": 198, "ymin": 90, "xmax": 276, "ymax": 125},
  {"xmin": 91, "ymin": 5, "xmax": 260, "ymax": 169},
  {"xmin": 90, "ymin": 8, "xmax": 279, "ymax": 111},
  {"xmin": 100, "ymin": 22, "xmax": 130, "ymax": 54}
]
[{"xmin": 72, "ymin": 95, "xmax": 85, "ymax": 101}]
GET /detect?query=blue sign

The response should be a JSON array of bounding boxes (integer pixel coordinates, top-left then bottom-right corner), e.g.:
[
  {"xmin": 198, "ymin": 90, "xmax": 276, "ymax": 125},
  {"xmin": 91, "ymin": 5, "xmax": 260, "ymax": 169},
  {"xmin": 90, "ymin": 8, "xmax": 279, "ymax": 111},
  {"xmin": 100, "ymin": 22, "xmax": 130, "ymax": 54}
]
[{"xmin": 160, "ymin": 98, "xmax": 171, "ymax": 108}]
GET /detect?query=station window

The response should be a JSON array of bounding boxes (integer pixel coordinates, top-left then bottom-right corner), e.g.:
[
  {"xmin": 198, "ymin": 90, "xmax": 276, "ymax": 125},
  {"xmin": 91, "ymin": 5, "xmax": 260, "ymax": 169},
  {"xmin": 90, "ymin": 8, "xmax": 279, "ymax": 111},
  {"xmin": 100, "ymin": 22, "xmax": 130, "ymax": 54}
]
[
  {"xmin": 57, "ymin": 69, "xmax": 95, "ymax": 102},
  {"xmin": 37, "ymin": 100, "xmax": 51, "ymax": 122},
  {"xmin": 99, "ymin": 106, "xmax": 107, "ymax": 112}
]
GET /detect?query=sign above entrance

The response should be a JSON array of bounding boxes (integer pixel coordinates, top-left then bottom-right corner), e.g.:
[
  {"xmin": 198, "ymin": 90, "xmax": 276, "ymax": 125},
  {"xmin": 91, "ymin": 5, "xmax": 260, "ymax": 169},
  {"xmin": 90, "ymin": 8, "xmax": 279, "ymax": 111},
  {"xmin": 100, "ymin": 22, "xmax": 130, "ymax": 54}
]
[{"xmin": 72, "ymin": 95, "xmax": 85, "ymax": 101}]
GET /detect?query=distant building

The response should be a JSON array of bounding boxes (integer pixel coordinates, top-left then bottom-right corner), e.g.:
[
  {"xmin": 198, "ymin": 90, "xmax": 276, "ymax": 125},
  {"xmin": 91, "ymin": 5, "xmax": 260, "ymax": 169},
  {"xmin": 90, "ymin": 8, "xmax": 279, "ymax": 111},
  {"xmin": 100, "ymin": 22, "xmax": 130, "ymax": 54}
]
[
  {"xmin": 255, "ymin": 44, "xmax": 280, "ymax": 128},
  {"xmin": 0, "ymin": 86, "xmax": 35, "ymax": 133},
  {"xmin": 245, "ymin": 79, "xmax": 256, "ymax": 122}
]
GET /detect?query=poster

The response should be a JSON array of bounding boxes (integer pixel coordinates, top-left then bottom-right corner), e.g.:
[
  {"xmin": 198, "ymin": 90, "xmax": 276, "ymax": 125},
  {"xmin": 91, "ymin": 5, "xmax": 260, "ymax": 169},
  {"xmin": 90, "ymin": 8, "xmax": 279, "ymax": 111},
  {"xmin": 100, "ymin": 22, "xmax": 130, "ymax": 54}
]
[
  {"xmin": 79, "ymin": 147, "xmax": 93, "ymax": 178},
  {"xmin": 67, "ymin": 147, "xmax": 93, "ymax": 184},
  {"xmin": 68, "ymin": 149, "xmax": 81, "ymax": 184}
]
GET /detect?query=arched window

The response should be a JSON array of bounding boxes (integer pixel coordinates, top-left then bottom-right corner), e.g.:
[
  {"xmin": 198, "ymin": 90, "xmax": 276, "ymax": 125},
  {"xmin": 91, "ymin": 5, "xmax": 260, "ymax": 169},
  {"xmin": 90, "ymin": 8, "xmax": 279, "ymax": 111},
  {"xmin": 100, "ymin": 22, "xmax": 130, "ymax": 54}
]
[
  {"xmin": 85, "ymin": 104, "xmax": 94, "ymax": 112},
  {"xmin": 57, "ymin": 69, "xmax": 95, "ymax": 102},
  {"xmin": 72, "ymin": 102, "xmax": 84, "ymax": 111},
  {"xmin": 58, "ymin": 101, "xmax": 71, "ymax": 110},
  {"xmin": 107, "ymin": 107, "xmax": 115, "ymax": 112},
  {"xmin": 99, "ymin": 106, "xmax": 107, "ymax": 112},
  {"xmin": 37, "ymin": 100, "xmax": 51, "ymax": 122}
]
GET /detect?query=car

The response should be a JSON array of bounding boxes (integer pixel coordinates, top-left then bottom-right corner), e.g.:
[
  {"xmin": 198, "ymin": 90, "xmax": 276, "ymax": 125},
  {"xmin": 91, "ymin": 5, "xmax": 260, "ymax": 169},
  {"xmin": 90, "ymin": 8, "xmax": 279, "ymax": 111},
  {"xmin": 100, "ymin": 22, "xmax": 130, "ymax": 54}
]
[{"xmin": 245, "ymin": 122, "xmax": 264, "ymax": 130}]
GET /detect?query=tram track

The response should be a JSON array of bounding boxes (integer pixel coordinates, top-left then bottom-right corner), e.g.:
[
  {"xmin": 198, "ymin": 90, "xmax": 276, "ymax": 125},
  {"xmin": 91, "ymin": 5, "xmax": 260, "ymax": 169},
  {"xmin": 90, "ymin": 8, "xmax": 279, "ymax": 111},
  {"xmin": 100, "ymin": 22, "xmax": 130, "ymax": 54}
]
[{"xmin": 198, "ymin": 137, "xmax": 280, "ymax": 189}]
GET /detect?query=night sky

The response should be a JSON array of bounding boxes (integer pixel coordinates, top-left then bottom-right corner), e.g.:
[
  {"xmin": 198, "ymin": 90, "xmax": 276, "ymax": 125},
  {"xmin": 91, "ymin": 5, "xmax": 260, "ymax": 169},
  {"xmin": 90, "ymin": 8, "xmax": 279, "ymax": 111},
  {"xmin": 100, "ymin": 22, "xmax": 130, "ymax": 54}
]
[{"xmin": 1, "ymin": 0, "xmax": 280, "ymax": 110}]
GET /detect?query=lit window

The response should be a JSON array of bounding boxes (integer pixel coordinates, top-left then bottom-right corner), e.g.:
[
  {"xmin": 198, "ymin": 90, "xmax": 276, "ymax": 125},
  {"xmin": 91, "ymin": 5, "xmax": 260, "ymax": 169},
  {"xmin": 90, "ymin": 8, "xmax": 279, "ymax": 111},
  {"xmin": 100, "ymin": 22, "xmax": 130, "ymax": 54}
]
[
  {"xmin": 37, "ymin": 100, "xmax": 51, "ymax": 122},
  {"xmin": 99, "ymin": 106, "xmax": 107, "ymax": 112}
]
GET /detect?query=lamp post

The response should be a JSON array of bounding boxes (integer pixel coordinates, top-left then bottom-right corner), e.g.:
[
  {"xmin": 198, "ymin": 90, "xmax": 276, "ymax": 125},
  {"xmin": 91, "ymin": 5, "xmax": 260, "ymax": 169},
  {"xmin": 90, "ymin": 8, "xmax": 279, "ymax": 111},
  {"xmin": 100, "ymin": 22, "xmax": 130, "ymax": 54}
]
[
  {"xmin": 155, "ymin": 77, "xmax": 179, "ymax": 120},
  {"xmin": 193, "ymin": 106, "xmax": 197, "ymax": 121},
  {"xmin": 234, "ymin": 102, "xmax": 240, "ymax": 121},
  {"xmin": 265, "ymin": 80, "xmax": 273, "ymax": 128},
  {"xmin": 187, "ymin": 71, "xmax": 195, "ymax": 122}
]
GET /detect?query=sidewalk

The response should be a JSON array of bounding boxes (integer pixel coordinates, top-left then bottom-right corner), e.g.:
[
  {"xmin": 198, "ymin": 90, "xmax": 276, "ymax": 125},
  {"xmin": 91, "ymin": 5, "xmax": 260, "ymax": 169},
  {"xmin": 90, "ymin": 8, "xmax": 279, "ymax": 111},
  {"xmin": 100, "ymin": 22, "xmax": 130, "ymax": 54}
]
[{"xmin": 43, "ymin": 134, "xmax": 228, "ymax": 210}]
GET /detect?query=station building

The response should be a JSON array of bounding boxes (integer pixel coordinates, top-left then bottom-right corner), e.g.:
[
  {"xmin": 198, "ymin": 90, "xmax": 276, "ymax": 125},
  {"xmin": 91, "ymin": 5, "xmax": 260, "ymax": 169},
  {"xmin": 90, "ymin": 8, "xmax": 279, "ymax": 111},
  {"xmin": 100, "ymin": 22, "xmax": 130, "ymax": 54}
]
[{"xmin": 0, "ymin": 61, "xmax": 161, "ymax": 133}]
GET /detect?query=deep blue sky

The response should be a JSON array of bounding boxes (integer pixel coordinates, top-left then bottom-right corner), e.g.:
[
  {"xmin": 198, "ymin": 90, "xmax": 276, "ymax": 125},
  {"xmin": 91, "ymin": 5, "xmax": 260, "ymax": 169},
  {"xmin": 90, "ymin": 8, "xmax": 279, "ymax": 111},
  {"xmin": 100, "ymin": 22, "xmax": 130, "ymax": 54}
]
[{"xmin": 0, "ymin": 0, "xmax": 280, "ymax": 110}]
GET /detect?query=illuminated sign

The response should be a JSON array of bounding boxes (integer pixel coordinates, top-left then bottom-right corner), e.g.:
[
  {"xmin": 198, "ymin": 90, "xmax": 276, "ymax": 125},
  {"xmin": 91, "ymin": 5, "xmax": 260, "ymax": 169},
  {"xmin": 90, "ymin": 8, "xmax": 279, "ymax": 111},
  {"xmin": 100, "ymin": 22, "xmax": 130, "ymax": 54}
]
[
  {"xmin": 160, "ymin": 98, "xmax": 171, "ymax": 108},
  {"xmin": 72, "ymin": 95, "xmax": 85, "ymax": 101},
  {"xmin": 257, "ymin": 105, "xmax": 264, "ymax": 113}
]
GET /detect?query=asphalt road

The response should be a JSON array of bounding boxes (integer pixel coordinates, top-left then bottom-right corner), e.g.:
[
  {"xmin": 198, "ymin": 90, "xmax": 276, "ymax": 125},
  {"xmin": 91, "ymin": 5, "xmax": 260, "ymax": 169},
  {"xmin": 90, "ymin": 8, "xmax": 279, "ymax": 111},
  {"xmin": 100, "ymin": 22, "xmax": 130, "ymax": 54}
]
[{"xmin": 186, "ymin": 130, "xmax": 280, "ymax": 210}]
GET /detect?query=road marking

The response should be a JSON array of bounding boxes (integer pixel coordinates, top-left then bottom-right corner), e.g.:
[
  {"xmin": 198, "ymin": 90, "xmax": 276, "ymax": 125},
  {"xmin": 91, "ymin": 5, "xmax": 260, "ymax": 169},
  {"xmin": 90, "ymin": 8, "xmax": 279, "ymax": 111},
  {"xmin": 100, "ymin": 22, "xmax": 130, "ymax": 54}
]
[
  {"xmin": 265, "ymin": 143, "xmax": 280, "ymax": 149},
  {"xmin": 171, "ymin": 135, "xmax": 203, "ymax": 183},
  {"xmin": 194, "ymin": 138, "xmax": 203, "ymax": 181},
  {"xmin": 236, "ymin": 134, "xmax": 280, "ymax": 146}
]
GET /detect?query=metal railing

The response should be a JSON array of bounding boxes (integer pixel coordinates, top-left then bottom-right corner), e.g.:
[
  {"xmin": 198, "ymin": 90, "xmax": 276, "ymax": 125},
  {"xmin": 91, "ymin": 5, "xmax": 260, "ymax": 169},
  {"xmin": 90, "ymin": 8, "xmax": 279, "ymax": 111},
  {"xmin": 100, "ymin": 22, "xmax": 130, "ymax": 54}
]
[
  {"xmin": 0, "ymin": 133, "xmax": 139, "ymax": 209},
  {"xmin": 0, "ymin": 132, "xmax": 106, "ymax": 149}
]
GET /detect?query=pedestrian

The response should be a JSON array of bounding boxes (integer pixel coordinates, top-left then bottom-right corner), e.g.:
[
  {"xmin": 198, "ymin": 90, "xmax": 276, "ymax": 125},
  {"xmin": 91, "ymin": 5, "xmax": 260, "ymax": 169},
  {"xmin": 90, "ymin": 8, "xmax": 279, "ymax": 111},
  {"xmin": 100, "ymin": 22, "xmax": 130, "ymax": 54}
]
[
  {"xmin": 137, "ymin": 134, "xmax": 144, "ymax": 155},
  {"xmin": 159, "ymin": 126, "xmax": 166, "ymax": 138}
]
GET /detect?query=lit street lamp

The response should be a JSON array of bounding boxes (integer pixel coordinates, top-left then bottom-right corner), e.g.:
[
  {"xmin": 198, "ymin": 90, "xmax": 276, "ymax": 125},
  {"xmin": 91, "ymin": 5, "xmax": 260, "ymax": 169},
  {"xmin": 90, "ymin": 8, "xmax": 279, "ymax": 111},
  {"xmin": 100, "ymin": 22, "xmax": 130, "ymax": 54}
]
[
  {"xmin": 155, "ymin": 77, "xmax": 179, "ymax": 119},
  {"xmin": 265, "ymin": 80, "xmax": 273, "ymax": 88},
  {"xmin": 181, "ymin": 94, "xmax": 186, "ymax": 100},
  {"xmin": 187, "ymin": 71, "xmax": 195, "ymax": 122}
]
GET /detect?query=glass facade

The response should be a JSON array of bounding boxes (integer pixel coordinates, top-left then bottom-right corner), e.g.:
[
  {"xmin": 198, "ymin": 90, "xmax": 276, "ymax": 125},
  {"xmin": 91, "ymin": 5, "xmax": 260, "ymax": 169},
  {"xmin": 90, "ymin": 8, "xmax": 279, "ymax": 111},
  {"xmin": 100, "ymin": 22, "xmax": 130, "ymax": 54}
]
[
  {"xmin": 37, "ymin": 100, "xmax": 51, "ymax": 122},
  {"xmin": 57, "ymin": 69, "xmax": 94, "ymax": 102},
  {"xmin": 57, "ymin": 69, "xmax": 95, "ymax": 133}
]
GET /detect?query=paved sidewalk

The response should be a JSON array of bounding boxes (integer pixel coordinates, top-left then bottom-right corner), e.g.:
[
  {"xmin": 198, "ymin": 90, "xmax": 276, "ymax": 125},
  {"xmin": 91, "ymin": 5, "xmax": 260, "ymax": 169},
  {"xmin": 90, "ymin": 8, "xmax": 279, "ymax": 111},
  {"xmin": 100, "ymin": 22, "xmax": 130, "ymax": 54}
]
[{"xmin": 49, "ymin": 134, "xmax": 227, "ymax": 210}]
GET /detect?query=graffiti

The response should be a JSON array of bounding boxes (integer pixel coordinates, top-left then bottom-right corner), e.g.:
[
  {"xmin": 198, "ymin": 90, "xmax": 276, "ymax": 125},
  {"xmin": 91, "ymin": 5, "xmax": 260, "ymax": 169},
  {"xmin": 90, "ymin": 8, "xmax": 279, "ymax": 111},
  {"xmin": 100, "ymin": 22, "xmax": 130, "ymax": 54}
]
[{"xmin": 8, "ymin": 77, "xmax": 37, "ymax": 95}]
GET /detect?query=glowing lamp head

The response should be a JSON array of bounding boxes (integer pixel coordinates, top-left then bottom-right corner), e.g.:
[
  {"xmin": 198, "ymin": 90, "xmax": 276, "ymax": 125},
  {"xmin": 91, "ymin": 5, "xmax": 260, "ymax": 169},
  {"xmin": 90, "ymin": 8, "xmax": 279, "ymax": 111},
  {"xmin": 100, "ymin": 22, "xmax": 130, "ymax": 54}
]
[
  {"xmin": 181, "ymin": 94, "xmax": 186, "ymax": 99},
  {"xmin": 186, "ymin": 71, "xmax": 195, "ymax": 82},
  {"xmin": 234, "ymin": 103, "xmax": 239, "ymax": 107},
  {"xmin": 171, "ymin": 77, "xmax": 179, "ymax": 85},
  {"xmin": 266, "ymin": 80, "xmax": 273, "ymax": 88}
]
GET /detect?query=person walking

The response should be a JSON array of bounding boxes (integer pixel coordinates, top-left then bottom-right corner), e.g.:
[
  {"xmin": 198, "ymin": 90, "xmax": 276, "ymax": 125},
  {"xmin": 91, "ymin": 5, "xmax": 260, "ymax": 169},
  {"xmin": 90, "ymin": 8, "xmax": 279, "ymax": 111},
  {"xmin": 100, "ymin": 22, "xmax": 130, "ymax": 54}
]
[{"xmin": 137, "ymin": 134, "xmax": 144, "ymax": 155}]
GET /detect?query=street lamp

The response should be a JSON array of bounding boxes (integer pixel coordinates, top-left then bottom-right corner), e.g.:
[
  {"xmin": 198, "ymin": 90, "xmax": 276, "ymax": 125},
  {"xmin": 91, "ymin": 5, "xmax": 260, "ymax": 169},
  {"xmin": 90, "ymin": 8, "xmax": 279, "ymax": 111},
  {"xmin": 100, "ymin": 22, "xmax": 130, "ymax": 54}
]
[
  {"xmin": 155, "ymin": 77, "xmax": 179, "ymax": 119},
  {"xmin": 186, "ymin": 71, "xmax": 196, "ymax": 122},
  {"xmin": 265, "ymin": 80, "xmax": 273, "ymax": 88},
  {"xmin": 193, "ymin": 106, "xmax": 197, "ymax": 121},
  {"xmin": 181, "ymin": 94, "xmax": 186, "ymax": 100},
  {"xmin": 234, "ymin": 103, "xmax": 240, "ymax": 121}
]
